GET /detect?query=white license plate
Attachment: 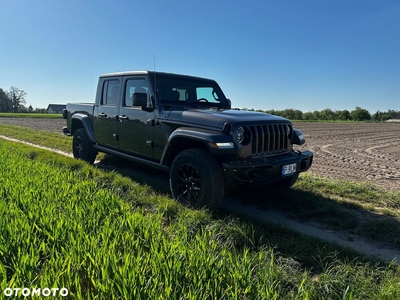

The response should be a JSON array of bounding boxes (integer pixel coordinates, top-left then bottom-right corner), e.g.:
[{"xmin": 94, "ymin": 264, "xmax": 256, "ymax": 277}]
[{"xmin": 282, "ymin": 163, "xmax": 296, "ymax": 176}]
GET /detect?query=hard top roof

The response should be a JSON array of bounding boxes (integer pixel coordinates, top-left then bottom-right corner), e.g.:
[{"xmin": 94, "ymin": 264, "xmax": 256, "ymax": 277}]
[{"xmin": 99, "ymin": 70, "xmax": 215, "ymax": 81}]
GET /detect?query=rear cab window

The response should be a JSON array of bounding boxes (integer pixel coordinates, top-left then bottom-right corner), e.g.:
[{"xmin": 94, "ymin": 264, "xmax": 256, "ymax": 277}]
[{"xmin": 101, "ymin": 79, "xmax": 120, "ymax": 106}]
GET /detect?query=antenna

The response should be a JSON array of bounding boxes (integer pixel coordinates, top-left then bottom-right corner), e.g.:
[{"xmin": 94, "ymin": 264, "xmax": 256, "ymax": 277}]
[{"xmin": 153, "ymin": 55, "xmax": 157, "ymax": 106}]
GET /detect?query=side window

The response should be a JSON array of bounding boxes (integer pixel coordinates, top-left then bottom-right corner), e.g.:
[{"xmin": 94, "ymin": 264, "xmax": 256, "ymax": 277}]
[
  {"xmin": 196, "ymin": 87, "xmax": 219, "ymax": 103},
  {"xmin": 125, "ymin": 79, "xmax": 149, "ymax": 107},
  {"xmin": 101, "ymin": 80, "xmax": 120, "ymax": 105}
]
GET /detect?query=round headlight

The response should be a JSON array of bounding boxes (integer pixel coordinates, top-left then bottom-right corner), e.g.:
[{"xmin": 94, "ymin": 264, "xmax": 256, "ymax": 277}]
[{"xmin": 235, "ymin": 127, "xmax": 245, "ymax": 143}]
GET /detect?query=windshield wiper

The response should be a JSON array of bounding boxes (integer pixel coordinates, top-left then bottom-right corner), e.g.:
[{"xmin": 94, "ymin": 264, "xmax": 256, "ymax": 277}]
[
  {"xmin": 160, "ymin": 101, "xmax": 198, "ymax": 111},
  {"xmin": 161, "ymin": 100, "xmax": 198, "ymax": 108}
]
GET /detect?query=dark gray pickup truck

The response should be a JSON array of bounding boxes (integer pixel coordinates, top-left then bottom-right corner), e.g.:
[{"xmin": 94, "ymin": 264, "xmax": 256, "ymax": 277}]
[{"xmin": 63, "ymin": 71, "xmax": 313, "ymax": 209}]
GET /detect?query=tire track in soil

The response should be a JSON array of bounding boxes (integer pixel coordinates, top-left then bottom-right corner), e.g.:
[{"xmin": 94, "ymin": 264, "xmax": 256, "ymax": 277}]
[
  {"xmin": 317, "ymin": 144, "xmax": 400, "ymax": 183},
  {"xmin": 294, "ymin": 122, "xmax": 400, "ymax": 191}
]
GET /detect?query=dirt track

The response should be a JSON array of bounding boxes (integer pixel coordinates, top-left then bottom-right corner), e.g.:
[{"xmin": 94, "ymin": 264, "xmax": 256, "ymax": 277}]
[{"xmin": 1, "ymin": 117, "xmax": 399, "ymax": 190}]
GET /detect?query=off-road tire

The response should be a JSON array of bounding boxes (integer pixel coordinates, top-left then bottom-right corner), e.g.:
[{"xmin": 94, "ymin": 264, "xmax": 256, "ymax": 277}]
[
  {"xmin": 72, "ymin": 128, "xmax": 97, "ymax": 164},
  {"xmin": 170, "ymin": 149, "xmax": 224, "ymax": 210}
]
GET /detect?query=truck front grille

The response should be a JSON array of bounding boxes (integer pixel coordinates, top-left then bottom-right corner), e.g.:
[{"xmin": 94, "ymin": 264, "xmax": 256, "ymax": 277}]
[{"xmin": 247, "ymin": 123, "xmax": 292, "ymax": 156}]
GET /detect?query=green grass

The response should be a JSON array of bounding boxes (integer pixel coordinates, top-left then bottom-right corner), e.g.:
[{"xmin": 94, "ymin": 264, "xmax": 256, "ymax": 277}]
[
  {"xmin": 296, "ymin": 174, "xmax": 400, "ymax": 214},
  {"xmin": 1, "ymin": 122, "xmax": 400, "ymax": 249},
  {"xmin": 232, "ymin": 174, "xmax": 400, "ymax": 248},
  {"xmin": 295, "ymin": 175, "xmax": 400, "ymax": 248},
  {"xmin": 0, "ymin": 123, "xmax": 71, "ymax": 153},
  {"xmin": 0, "ymin": 139, "xmax": 400, "ymax": 298},
  {"xmin": 0, "ymin": 113, "xmax": 62, "ymax": 118}
]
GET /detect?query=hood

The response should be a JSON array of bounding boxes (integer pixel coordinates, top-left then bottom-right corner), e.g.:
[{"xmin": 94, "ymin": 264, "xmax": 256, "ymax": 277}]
[{"xmin": 166, "ymin": 108, "xmax": 289, "ymax": 130}]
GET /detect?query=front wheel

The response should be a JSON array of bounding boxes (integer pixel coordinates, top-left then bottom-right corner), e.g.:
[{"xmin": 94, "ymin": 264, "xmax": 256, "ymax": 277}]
[
  {"xmin": 72, "ymin": 128, "xmax": 97, "ymax": 164},
  {"xmin": 170, "ymin": 149, "xmax": 224, "ymax": 210}
]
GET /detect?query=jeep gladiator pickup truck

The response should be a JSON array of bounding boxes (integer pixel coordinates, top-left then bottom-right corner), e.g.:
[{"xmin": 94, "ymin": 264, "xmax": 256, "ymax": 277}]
[{"xmin": 63, "ymin": 71, "xmax": 313, "ymax": 209}]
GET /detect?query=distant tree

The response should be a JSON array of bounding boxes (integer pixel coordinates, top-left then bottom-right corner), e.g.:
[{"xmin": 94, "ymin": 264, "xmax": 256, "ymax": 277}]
[
  {"xmin": 302, "ymin": 112, "xmax": 314, "ymax": 120},
  {"xmin": 282, "ymin": 109, "xmax": 295, "ymax": 119},
  {"xmin": 34, "ymin": 108, "xmax": 46, "ymax": 113},
  {"xmin": 238, "ymin": 105, "xmax": 399, "ymax": 122},
  {"xmin": 275, "ymin": 109, "xmax": 288, "ymax": 119},
  {"xmin": 0, "ymin": 88, "xmax": 12, "ymax": 112},
  {"xmin": 350, "ymin": 106, "xmax": 371, "ymax": 121},
  {"xmin": 372, "ymin": 110, "xmax": 383, "ymax": 122},
  {"xmin": 372, "ymin": 110, "xmax": 400, "ymax": 121},
  {"xmin": 312, "ymin": 110, "xmax": 321, "ymax": 120},
  {"xmin": 337, "ymin": 109, "xmax": 351, "ymax": 121},
  {"xmin": 28, "ymin": 105, "xmax": 33, "ymax": 112},
  {"xmin": 292, "ymin": 109, "xmax": 303, "ymax": 120},
  {"xmin": 387, "ymin": 109, "xmax": 400, "ymax": 119},
  {"xmin": 7, "ymin": 87, "xmax": 27, "ymax": 112},
  {"xmin": 319, "ymin": 108, "xmax": 336, "ymax": 120},
  {"xmin": 19, "ymin": 105, "xmax": 28, "ymax": 112}
]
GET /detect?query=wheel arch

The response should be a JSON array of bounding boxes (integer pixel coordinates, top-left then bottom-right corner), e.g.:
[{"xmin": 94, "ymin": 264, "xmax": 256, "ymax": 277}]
[
  {"xmin": 160, "ymin": 127, "xmax": 235, "ymax": 167},
  {"xmin": 161, "ymin": 136, "xmax": 210, "ymax": 167},
  {"xmin": 70, "ymin": 113, "xmax": 96, "ymax": 144}
]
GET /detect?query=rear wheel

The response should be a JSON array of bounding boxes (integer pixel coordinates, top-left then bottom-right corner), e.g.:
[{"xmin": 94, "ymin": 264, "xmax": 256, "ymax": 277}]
[
  {"xmin": 72, "ymin": 128, "xmax": 97, "ymax": 164},
  {"xmin": 170, "ymin": 149, "xmax": 224, "ymax": 210}
]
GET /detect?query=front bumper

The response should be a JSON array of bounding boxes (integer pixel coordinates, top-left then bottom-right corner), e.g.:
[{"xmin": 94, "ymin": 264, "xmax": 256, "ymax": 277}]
[{"xmin": 222, "ymin": 150, "xmax": 313, "ymax": 184}]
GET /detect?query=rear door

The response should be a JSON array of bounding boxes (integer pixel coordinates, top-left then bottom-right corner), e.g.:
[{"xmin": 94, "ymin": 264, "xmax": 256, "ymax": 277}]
[
  {"xmin": 117, "ymin": 76, "xmax": 155, "ymax": 158},
  {"xmin": 93, "ymin": 77, "xmax": 121, "ymax": 149}
]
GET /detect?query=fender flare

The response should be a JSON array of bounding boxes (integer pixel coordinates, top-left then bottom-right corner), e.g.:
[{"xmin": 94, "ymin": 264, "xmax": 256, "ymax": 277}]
[
  {"xmin": 71, "ymin": 113, "xmax": 96, "ymax": 144},
  {"xmin": 160, "ymin": 127, "xmax": 235, "ymax": 165}
]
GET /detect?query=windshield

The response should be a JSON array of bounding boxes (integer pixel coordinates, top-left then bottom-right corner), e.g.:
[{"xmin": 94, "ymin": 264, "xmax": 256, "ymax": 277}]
[{"xmin": 154, "ymin": 75, "xmax": 230, "ymax": 108}]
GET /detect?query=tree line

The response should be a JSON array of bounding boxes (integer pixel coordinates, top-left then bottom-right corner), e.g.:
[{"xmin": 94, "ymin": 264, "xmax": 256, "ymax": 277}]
[
  {"xmin": 0, "ymin": 87, "xmax": 28, "ymax": 112},
  {"xmin": 0, "ymin": 87, "xmax": 48, "ymax": 113},
  {"xmin": 243, "ymin": 106, "xmax": 400, "ymax": 122},
  {"xmin": 1, "ymin": 86, "xmax": 399, "ymax": 121}
]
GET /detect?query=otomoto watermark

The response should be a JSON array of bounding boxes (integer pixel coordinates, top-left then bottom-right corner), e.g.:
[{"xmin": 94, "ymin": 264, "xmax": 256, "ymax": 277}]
[{"xmin": 3, "ymin": 287, "xmax": 69, "ymax": 297}]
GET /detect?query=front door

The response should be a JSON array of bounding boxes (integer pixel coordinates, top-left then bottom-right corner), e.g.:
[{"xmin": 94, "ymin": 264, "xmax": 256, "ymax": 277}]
[{"xmin": 118, "ymin": 77, "xmax": 154, "ymax": 158}]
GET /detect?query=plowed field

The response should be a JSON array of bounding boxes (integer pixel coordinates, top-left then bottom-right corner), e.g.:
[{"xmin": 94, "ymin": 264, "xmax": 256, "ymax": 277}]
[
  {"xmin": 1, "ymin": 117, "xmax": 399, "ymax": 191},
  {"xmin": 294, "ymin": 122, "xmax": 400, "ymax": 191}
]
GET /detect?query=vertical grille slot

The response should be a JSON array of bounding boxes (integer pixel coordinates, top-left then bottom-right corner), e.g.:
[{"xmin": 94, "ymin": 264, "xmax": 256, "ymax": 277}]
[
  {"xmin": 250, "ymin": 126, "xmax": 258, "ymax": 155},
  {"xmin": 248, "ymin": 123, "xmax": 291, "ymax": 156},
  {"xmin": 270, "ymin": 125, "xmax": 276, "ymax": 153}
]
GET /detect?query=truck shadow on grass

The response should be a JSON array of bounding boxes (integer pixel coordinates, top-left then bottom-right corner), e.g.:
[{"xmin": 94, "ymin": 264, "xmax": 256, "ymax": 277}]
[
  {"xmin": 227, "ymin": 184, "xmax": 400, "ymax": 249},
  {"xmin": 95, "ymin": 155, "xmax": 400, "ymax": 265},
  {"xmin": 224, "ymin": 185, "xmax": 400, "ymax": 262}
]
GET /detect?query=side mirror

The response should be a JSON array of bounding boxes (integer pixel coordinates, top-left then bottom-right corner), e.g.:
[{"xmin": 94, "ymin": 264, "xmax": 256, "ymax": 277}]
[
  {"xmin": 227, "ymin": 99, "xmax": 232, "ymax": 109},
  {"xmin": 293, "ymin": 128, "xmax": 305, "ymax": 145},
  {"xmin": 62, "ymin": 109, "xmax": 68, "ymax": 119},
  {"xmin": 133, "ymin": 92, "xmax": 147, "ymax": 107}
]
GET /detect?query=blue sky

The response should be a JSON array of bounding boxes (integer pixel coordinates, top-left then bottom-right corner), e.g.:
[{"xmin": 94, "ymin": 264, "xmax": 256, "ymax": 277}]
[{"xmin": 1, "ymin": 0, "xmax": 399, "ymax": 113}]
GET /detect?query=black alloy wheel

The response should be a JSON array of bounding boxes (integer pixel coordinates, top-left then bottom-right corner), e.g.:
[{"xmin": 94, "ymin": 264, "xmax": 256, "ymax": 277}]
[
  {"xmin": 72, "ymin": 128, "xmax": 97, "ymax": 164},
  {"xmin": 176, "ymin": 163, "xmax": 202, "ymax": 204},
  {"xmin": 170, "ymin": 149, "xmax": 224, "ymax": 210}
]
